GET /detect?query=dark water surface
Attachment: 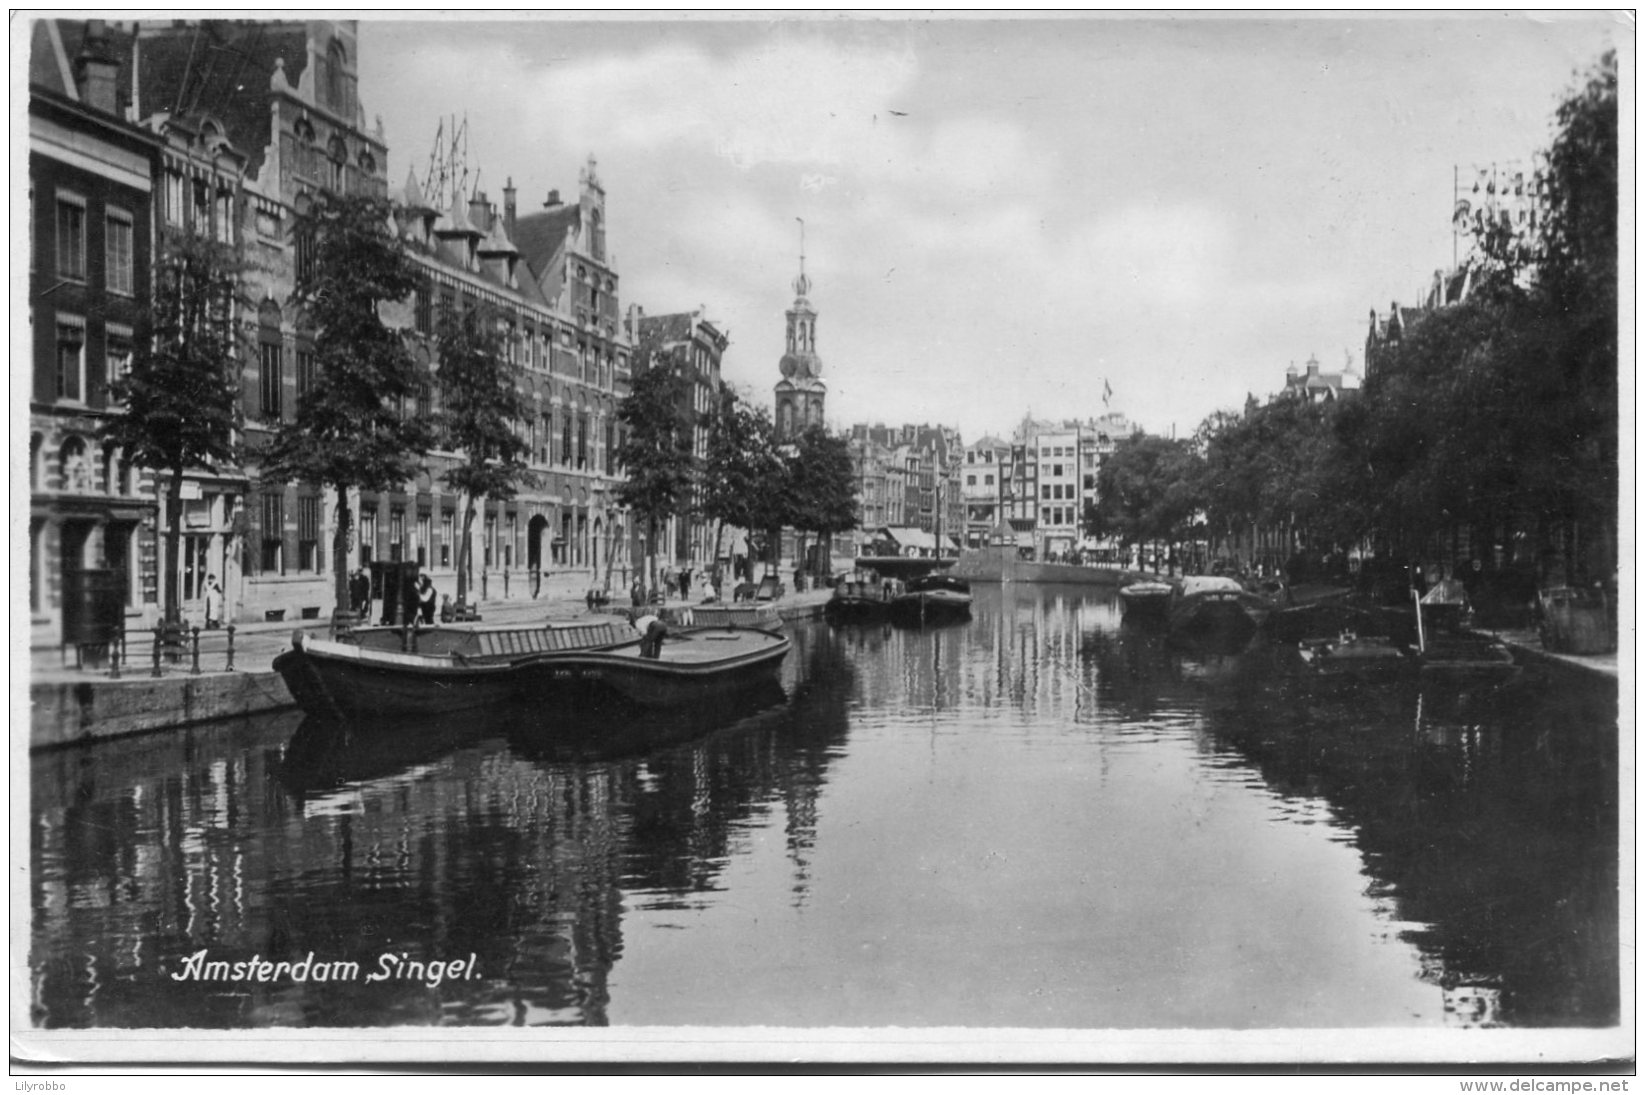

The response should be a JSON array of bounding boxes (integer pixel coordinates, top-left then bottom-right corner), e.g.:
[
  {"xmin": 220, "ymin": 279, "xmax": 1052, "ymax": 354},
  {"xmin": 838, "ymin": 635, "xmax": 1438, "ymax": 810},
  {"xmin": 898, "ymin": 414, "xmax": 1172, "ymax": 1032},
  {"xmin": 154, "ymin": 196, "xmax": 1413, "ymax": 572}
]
[{"xmin": 30, "ymin": 584, "xmax": 1618, "ymax": 1029}]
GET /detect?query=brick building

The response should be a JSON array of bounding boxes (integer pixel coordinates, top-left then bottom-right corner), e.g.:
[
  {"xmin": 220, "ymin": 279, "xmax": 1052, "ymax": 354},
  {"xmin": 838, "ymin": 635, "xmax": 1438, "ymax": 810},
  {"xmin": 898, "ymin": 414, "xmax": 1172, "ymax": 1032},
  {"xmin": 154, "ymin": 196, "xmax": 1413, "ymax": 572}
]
[{"xmin": 27, "ymin": 20, "xmax": 164, "ymax": 649}]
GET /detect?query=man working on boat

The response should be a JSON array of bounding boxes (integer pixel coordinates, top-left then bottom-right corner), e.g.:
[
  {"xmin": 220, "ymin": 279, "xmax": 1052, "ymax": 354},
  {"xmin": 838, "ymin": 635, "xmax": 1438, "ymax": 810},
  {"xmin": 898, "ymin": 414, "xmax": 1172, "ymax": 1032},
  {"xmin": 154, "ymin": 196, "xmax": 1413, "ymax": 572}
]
[{"xmin": 631, "ymin": 611, "xmax": 667, "ymax": 659}]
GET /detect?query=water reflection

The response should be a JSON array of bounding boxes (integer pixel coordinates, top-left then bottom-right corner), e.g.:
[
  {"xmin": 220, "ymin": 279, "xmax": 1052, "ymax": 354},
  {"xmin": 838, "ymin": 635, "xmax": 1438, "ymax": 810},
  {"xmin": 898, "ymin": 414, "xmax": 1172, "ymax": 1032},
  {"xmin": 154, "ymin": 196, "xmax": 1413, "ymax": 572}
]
[{"xmin": 30, "ymin": 584, "xmax": 1616, "ymax": 1029}]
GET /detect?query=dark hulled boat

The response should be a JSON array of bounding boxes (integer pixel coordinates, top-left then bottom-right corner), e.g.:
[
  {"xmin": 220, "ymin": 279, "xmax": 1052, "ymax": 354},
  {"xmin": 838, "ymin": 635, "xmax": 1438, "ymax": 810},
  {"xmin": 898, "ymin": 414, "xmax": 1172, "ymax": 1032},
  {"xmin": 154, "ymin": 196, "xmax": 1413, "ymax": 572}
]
[
  {"xmin": 272, "ymin": 619, "xmax": 636, "ymax": 720},
  {"xmin": 519, "ymin": 624, "xmax": 791, "ymax": 707},
  {"xmin": 887, "ymin": 573, "xmax": 973, "ymax": 626},
  {"xmin": 825, "ymin": 574, "xmax": 905, "ymax": 623},
  {"xmin": 1117, "ymin": 577, "xmax": 1176, "ymax": 619},
  {"xmin": 1167, "ymin": 576, "xmax": 1274, "ymax": 640}
]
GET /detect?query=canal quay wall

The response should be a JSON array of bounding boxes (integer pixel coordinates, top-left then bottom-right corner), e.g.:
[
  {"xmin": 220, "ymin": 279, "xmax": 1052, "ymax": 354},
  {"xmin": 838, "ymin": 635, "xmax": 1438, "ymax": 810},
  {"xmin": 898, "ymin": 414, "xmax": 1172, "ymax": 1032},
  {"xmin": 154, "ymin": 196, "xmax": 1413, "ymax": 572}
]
[{"xmin": 27, "ymin": 586, "xmax": 835, "ymax": 752}]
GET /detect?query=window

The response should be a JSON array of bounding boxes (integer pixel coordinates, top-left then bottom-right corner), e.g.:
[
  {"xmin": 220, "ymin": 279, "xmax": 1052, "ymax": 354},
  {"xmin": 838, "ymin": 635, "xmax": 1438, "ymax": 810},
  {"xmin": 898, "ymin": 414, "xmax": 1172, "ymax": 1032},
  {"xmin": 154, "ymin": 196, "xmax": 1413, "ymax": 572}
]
[
  {"xmin": 328, "ymin": 137, "xmax": 348, "ymax": 192},
  {"xmin": 966, "ymin": 475, "xmax": 976, "ymax": 486},
  {"xmin": 560, "ymin": 408, "xmax": 574, "ymax": 465},
  {"xmin": 295, "ymin": 225, "xmax": 317, "ymax": 284},
  {"xmin": 417, "ymin": 512, "xmax": 431, "ymax": 567},
  {"xmin": 1041, "ymin": 485, "xmax": 1051, "ymax": 501},
  {"xmin": 261, "ymin": 493, "xmax": 284, "ymax": 573},
  {"xmin": 165, "ymin": 171, "xmax": 185, "ymax": 225},
  {"xmin": 984, "ymin": 474, "xmax": 994, "ymax": 486},
  {"xmin": 297, "ymin": 494, "xmax": 320, "ymax": 572},
  {"xmin": 105, "ymin": 326, "xmax": 132, "ymax": 402},
  {"xmin": 440, "ymin": 511, "xmax": 453, "ymax": 567},
  {"xmin": 416, "ymin": 383, "xmax": 431, "ymax": 422},
  {"xmin": 215, "ymin": 188, "xmax": 234, "ymax": 243},
  {"xmin": 296, "ymin": 349, "xmax": 316, "ymax": 399},
  {"xmin": 415, "ymin": 284, "xmax": 432, "ymax": 333},
  {"xmin": 388, "ymin": 507, "xmax": 405, "ymax": 563},
  {"xmin": 56, "ymin": 318, "xmax": 85, "ymax": 402},
  {"xmin": 576, "ymin": 413, "xmax": 588, "ymax": 469},
  {"xmin": 358, "ymin": 509, "xmax": 376, "ymax": 567},
  {"xmin": 56, "ymin": 194, "xmax": 86, "ymax": 281},
  {"xmin": 105, "ymin": 210, "xmax": 133, "ymax": 295},
  {"xmin": 260, "ymin": 342, "xmax": 283, "ymax": 417}
]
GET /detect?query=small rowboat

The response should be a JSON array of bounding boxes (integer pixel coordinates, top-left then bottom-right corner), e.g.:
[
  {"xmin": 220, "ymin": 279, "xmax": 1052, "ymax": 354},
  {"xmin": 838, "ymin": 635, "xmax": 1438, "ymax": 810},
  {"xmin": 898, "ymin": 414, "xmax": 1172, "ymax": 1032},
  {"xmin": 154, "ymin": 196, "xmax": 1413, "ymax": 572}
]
[{"xmin": 273, "ymin": 619, "xmax": 636, "ymax": 721}]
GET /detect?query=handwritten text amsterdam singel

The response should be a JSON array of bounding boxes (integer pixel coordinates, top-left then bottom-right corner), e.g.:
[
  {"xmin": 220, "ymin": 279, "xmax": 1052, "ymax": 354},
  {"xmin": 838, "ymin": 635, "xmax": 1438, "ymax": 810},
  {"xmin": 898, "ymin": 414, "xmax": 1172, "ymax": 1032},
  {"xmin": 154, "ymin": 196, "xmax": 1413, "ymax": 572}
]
[{"xmin": 171, "ymin": 949, "xmax": 479, "ymax": 987}]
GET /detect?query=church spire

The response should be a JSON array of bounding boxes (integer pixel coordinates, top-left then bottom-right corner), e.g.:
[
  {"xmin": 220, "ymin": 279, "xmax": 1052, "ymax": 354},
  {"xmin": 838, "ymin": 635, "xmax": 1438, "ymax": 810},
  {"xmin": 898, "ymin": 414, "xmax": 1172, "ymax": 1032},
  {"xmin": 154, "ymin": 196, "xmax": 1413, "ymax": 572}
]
[{"xmin": 775, "ymin": 217, "xmax": 825, "ymax": 440}]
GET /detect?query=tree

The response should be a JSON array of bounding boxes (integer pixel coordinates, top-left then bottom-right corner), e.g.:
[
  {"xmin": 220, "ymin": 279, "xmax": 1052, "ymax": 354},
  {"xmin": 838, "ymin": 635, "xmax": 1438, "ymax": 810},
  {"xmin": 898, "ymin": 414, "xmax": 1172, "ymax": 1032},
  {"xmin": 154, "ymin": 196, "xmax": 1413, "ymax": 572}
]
[
  {"xmin": 701, "ymin": 391, "xmax": 786, "ymax": 580},
  {"xmin": 614, "ymin": 363, "xmax": 695, "ymax": 599},
  {"xmin": 435, "ymin": 301, "xmax": 534, "ymax": 607},
  {"xmin": 102, "ymin": 226, "xmax": 244, "ymax": 626},
  {"xmin": 783, "ymin": 424, "xmax": 859, "ymax": 579},
  {"xmin": 1088, "ymin": 434, "xmax": 1203, "ymax": 561},
  {"xmin": 260, "ymin": 192, "xmax": 435, "ymax": 621}
]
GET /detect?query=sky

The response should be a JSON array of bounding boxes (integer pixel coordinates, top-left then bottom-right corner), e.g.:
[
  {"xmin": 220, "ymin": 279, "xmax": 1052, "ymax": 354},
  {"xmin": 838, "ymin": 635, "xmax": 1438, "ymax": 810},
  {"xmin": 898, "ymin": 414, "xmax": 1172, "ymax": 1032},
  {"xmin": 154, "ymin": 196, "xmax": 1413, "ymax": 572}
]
[{"xmin": 358, "ymin": 13, "xmax": 1626, "ymax": 442}]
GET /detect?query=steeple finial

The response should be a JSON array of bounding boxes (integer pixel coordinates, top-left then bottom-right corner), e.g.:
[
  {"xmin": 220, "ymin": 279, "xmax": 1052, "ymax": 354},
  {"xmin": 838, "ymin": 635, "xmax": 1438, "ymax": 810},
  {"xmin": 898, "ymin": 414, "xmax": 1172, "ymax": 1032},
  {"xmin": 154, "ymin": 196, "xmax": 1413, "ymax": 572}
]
[{"xmin": 793, "ymin": 216, "xmax": 811, "ymax": 299}]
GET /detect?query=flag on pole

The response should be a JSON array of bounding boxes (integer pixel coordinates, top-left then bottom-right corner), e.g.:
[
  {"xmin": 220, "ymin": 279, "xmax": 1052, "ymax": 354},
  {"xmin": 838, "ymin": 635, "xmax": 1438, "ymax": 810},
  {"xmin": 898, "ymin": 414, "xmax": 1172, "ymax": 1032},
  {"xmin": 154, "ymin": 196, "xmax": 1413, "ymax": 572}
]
[{"xmin": 1103, "ymin": 379, "xmax": 1113, "ymax": 406}]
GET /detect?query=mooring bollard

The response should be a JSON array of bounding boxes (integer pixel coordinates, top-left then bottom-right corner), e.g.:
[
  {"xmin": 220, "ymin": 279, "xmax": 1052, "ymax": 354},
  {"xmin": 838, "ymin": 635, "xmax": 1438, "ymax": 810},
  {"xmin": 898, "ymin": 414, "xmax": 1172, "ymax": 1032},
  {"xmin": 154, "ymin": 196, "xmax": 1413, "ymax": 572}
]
[
  {"xmin": 151, "ymin": 625, "xmax": 163, "ymax": 678},
  {"xmin": 225, "ymin": 624, "xmax": 236, "ymax": 672},
  {"xmin": 191, "ymin": 626, "xmax": 202, "ymax": 675}
]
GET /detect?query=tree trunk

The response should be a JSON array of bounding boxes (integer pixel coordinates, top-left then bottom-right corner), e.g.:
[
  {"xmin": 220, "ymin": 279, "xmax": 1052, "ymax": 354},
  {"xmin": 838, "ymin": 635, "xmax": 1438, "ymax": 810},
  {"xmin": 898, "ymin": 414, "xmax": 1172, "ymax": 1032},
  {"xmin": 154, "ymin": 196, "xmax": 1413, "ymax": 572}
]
[
  {"xmin": 332, "ymin": 485, "xmax": 352, "ymax": 616},
  {"xmin": 455, "ymin": 495, "xmax": 477, "ymax": 605},
  {"xmin": 647, "ymin": 514, "xmax": 659, "ymax": 601},
  {"xmin": 163, "ymin": 468, "xmax": 185, "ymax": 624}
]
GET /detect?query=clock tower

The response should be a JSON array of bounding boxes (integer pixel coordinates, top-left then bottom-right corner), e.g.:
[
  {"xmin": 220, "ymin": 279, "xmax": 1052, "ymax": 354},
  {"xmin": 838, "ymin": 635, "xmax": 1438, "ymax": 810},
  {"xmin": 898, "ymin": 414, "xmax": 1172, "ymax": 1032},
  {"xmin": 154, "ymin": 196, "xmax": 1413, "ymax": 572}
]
[{"xmin": 774, "ymin": 227, "xmax": 826, "ymax": 440}]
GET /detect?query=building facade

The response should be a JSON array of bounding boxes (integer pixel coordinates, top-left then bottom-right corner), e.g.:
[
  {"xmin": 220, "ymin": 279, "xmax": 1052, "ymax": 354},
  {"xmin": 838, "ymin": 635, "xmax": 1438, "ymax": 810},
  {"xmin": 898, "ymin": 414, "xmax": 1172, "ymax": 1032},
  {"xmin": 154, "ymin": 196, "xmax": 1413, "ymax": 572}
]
[
  {"xmin": 631, "ymin": 307, "xmax": 730, "ymax": 569},
  {"xmin": 127, "ymin": 19, "xmax": 632, "ymax": 621},
  {"xmin": 28, "ymin": 20, "xmax": 165, "ymax": 648},
  {"xmin": 960, "ymin": 435, "xmax": 1011, "ymax": 548}
]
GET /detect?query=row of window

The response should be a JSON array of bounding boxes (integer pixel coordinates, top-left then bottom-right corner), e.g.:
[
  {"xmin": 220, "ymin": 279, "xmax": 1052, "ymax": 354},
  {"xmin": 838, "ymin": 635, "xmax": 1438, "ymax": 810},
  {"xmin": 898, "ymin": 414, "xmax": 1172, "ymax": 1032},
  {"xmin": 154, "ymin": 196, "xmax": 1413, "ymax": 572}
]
[
  {"xmin": 256, "ymin": 499, "xmax": 598, "ymax": 576},
  {"xmin": 1040, "ymin": 506, "xmax": 1077, "ymax": 527},
  {"xmin": 413, "ymin": 282, "xmax": 627, "ymax": 387},
  {"xmin": 52, "ymin": 313, "xmax": 131, "ymax": 405},
  {"xmin": 51, "ymin": 192, "xmax": 135, "ymax": 293}
]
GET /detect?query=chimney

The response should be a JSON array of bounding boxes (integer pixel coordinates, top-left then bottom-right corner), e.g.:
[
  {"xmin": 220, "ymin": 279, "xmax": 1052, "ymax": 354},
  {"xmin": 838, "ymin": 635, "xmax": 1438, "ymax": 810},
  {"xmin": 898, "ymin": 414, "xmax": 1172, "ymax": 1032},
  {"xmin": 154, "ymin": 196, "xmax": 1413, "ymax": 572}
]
[
  {"xmin": 74, "ymin": 20, "xmax": 121, "ymax": 116},
  {"xmin": 503, "ymin": 177, "xmax": 516, "ymax": 239},
  {"xmin": 544, "ymin": 188, "xmax": 562, "ymax": 209},
  {"xmin": 469, "ymin": 191, "xmax": 491, "ymax": 233}
]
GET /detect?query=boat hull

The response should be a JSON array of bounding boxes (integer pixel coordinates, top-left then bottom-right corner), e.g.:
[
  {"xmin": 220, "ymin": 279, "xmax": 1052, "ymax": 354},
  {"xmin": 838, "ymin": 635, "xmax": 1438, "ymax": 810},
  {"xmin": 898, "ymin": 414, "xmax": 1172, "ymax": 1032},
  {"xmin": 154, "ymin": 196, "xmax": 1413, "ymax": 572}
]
[
  {"xmin": 1118, "ymin": 584, "xmax": 1175, "ymax": 618},
  {"xmin": 273, "ymin": 620, "xmax": 636, "ymax": 721},
  {"xmin": 520, "ymin": 627, "xmax": 792, "ymax": 708},
  {"xmin": 825, "ymin": 594, "xmax": 894, "ymax": 623},
  {"xmin": 274, "ymin": 644, "xmax": 518, "ymax": 720},
  {"xmin": 887, "ymin": 590, "xmax": 973, "ymax": 626}
]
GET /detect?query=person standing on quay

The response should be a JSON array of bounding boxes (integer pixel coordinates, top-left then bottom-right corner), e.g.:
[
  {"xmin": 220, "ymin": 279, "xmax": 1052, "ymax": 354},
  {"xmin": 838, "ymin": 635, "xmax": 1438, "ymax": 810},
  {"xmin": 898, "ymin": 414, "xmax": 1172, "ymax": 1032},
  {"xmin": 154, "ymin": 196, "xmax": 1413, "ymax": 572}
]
[
  {"xmin": 417, "ymin": 571, "xmax": 437, "ymax": 625},
  {"xmin": 203, "ymin": 575, "xmax": 223, "ymax": 629}
]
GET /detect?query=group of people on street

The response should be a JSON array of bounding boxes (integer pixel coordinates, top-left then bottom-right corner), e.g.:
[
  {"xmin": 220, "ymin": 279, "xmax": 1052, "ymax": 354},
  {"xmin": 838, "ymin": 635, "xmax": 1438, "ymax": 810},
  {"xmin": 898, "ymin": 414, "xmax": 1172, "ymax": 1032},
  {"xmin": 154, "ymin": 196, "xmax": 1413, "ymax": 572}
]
[{"xmin": 348, "ymin": 565, "xmax": 439, "ymax": 625}]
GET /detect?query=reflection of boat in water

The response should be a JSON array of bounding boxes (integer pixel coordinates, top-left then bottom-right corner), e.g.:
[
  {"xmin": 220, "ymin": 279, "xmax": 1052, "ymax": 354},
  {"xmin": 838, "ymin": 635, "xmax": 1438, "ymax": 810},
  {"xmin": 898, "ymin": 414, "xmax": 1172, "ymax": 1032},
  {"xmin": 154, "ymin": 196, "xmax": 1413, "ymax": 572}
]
[
  {"xmin": 277, "ymin": 675, "xmax": 793, "ymax": 798},
  {"xmin": 273, "ymin": 620, "xmax": 638, "ymax": 720},
  {"xmin": 518, "ymin": 624, "xmax": 791, "ymax": 708},
  {"xmin": 1167, "ymin": 576, "xmax": 1274, "ymax": 641},
  {"xmin": 508, "ymin": 678, "xmax": 791, "ymax": 764},
  {"xmin": 1117, "ymin": 578, "xmax": 1176, "ymax": 619},
  {"xmin": 888, "ymin": 574, "xmax": 973, "ymax": 627}
]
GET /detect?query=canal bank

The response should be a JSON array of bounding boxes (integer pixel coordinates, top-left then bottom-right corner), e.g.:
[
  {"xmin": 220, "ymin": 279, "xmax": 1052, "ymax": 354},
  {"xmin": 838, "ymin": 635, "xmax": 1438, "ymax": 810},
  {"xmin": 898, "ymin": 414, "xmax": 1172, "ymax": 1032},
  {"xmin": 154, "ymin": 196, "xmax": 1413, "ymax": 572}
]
[{"xmin": 28, "ymin": 585, "xmax": 835, "ymax": 751}]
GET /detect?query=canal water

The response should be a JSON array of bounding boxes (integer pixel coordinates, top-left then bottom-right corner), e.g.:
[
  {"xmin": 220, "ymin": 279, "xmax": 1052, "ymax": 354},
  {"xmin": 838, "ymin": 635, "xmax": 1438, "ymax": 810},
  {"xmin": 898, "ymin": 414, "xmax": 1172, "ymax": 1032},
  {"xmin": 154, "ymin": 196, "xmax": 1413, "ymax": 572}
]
[{"xmin": 29, "ymin": 584, "xmax": 1618, "ymax": 1030}]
